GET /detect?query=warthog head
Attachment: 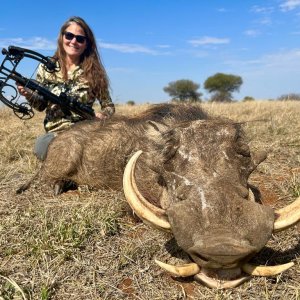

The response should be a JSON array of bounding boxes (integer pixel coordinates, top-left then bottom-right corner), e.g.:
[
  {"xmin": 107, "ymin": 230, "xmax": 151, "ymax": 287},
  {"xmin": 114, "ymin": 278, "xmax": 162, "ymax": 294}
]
[
  {"xmin": 123, "ymin": 117, "xmax": 300, "ymax": 288},
  {"xmin": 22, "ymin": 104, "xmax": 299, "ymax": 288}
]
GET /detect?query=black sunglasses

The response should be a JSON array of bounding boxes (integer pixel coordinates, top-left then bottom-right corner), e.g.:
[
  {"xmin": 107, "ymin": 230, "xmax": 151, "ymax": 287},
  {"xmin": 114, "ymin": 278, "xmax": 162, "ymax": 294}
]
[{"xmin": 64, "ymin": 32, "xmax": 87, "ymax": 44}]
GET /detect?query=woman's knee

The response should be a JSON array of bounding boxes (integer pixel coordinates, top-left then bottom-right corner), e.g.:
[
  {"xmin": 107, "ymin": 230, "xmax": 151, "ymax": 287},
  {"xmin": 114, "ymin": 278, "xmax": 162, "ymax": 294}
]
[{"xmin": 34, "ymin": 132, "xmax": 56, "ymax": 161}]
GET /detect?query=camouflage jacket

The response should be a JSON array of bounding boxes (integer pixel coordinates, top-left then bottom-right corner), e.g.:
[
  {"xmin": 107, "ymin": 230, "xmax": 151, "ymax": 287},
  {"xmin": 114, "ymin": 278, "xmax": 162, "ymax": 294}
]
[{"xmin": 29, "ymin": 63, "xmax": 115, "ymax": 132}]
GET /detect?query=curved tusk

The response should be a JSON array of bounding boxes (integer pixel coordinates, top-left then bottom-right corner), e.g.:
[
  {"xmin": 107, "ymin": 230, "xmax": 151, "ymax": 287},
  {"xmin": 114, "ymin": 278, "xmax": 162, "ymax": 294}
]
[
  {"xmin": 130, "ymin": 155, "xmax": 167, "ymax": 216},
  {"xmin": 273, "ymin": 196, "xmax": 300, "ymax": 232},
  {"xmin": 194, "ymin": 273, "xmax": 250, "ymax": 289},
  {"xmin": 123, "ymin": 150, "xmax": 171, "ymax": 230},
  {"xmin": 242, "ymin": 262, "xmax": 294, "ymax": 276},
  {"xmin": 248, "ymin": 188, "xmax": 255, "ymax": 202},
  {"xmin": 155, "ymin": 259, "xmax": 200, "ymax": 277}
]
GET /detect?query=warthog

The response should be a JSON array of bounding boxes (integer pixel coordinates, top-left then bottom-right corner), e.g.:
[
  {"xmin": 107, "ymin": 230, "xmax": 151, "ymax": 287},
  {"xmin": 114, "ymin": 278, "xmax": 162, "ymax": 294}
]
[{"xmin": 19, "ymin": 103, "xmax": 300, "ymax": 288}]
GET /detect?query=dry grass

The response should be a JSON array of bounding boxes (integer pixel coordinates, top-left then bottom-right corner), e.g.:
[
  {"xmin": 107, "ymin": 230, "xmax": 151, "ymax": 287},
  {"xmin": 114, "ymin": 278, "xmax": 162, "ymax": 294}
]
[{"xmin": 0, "ymin": 101, "xmax": 299, "ymax": 300}]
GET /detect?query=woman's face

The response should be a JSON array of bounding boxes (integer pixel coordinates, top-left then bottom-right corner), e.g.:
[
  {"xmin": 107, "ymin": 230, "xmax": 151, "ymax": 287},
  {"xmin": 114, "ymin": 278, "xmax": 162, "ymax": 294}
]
[{"xmin": 62, "ymin": 22, "xmax": 87, "ymax": 62}]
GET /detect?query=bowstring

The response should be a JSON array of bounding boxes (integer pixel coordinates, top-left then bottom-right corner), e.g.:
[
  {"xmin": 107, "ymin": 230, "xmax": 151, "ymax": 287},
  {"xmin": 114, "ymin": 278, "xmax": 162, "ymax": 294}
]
[
  {"xmin": 18, "ymin": 61, "xmax": 40, "ymax": 106},
  {"xmin": 23, "ymin": 62, "xmax": 39, "ymax": 93},
  {"xmin": 11, "ymin": 59, "xmax": 39, "ymax": 118}
]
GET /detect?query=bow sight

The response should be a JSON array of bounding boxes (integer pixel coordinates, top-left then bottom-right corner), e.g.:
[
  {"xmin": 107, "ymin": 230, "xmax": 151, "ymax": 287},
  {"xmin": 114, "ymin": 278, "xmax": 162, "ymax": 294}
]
[{"xmin": 0, "ymin": 46, "xmax": 95, "ymax": 120}]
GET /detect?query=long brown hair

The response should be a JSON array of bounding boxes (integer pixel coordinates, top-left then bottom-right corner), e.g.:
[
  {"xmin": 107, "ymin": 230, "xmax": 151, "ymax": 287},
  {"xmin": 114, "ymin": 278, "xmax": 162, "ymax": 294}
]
[{"xmin": 54, "ymin": 16, "xmax": 110, "ymax": 100}]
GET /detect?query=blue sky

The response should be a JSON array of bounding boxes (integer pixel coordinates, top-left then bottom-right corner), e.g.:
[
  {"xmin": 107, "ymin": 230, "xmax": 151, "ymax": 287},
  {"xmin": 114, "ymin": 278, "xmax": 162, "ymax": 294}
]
[{"xmin": 1, "ymin": 0, "xmax": 300, "ymax": 104}]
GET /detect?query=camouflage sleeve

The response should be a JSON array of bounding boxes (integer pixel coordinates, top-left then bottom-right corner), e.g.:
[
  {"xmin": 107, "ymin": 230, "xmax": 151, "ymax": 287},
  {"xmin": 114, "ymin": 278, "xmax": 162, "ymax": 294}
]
[
  {"xmin": 100, "ymin": 91, "xmax": 115, "ymax": 118},
  {"xmin": 36, "ymin": 64, "xmax": 44, "ymax": 83}
]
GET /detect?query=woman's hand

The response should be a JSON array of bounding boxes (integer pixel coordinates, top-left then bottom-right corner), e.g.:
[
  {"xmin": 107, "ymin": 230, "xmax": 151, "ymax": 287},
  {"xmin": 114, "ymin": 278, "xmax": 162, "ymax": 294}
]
[
  {"xmin": 95, "ymin": 112, "xmax": 108, "ymax": 120},
  {"xmin": 16, "ymin": 84, "xmax": 33, "ymax": 99}
]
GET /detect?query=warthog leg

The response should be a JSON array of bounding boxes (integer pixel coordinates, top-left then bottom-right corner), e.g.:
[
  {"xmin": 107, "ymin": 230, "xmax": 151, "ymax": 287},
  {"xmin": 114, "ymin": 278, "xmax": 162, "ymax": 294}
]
[
  {"xmin": 53, "ymin": 180, "xmax": 78, "ymax": 196},
  {"xmin": 16, "ymin": 167, "xmax": 41, "ymax": 194}
]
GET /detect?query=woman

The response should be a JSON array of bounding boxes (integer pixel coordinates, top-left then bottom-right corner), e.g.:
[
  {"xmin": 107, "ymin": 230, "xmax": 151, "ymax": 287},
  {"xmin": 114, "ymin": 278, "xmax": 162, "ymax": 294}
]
[{"xmin": 17, "ymin": 16, "xmax": 115, "ymax": 160}]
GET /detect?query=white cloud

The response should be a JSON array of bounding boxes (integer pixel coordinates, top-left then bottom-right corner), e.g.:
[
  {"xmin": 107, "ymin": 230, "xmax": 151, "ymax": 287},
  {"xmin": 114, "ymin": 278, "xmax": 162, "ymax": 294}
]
[
  {"xmin": 156, "ymin": 44, "xmax": 171, "ymax": 49},
  {"xmin": 0, "ymin": 37, "xmax": 56, "ymax": 50},
  {"xmin": 222, "ymin": 48, "xmax": 300, "ymax": 99},
  {"xmin": 244, "ymin": 30, "xmax": 261, "ymax": 37},
  {"xmin": 0, "ymin": 37, "xmax": 168, "ymax": 56},
  {"xmin": 263, "ymin": 49, "xmax": 300, "ymax": 67},
  {"xmin": 99, "ymin": 41, "xmax": 158, "ymax": 55},
  {"xmin": 251, "ymin": 5, "xmax": 274, "ymax": 14},
  {"xmin": 250, "ymin": 5, "xmax": 274, "ymax": 26},
  {"xmin": 224, "ymin": 48, "xmax": 300, "ymax": 71},
  {"xmin": 257, "ymin": 17, "xmax": 272, "ymax": 25},
  {"xmin": 188, "ymin": 36, "xmax": 230, "ymax": 47},
  {"xmin": 280, "ymin": 0, "xmax": 300, "ymax": 11},
  {"xmin": 217, "ymin": 8, "xmax": 229, "ymax": 13}
]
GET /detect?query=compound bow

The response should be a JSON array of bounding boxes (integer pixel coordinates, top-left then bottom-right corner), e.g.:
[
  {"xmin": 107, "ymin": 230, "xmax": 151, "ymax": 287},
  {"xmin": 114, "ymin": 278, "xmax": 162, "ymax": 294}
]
[{"xmin": 0, "ymin": 45, "xmax": 95, "ymax": 120}]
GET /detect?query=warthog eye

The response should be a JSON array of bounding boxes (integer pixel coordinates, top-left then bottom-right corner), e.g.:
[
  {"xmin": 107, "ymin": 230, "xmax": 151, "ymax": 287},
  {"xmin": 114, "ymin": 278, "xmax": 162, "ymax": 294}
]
[
  {"xmin": 234, "ymin": 133, "xmax": 250, "ymax": 157},
  {"xmin": 174, "ymin": 183, "xmax": 191, "ymax": 201},
  {"xmin": 236, "ymin": 142, "xmax": 250, "ymax": 157}
]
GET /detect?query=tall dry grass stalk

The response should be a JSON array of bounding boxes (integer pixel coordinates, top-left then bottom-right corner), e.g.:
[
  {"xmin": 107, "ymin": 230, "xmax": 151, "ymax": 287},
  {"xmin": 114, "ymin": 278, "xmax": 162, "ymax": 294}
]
[{"xmin": 0, "ymin": 101, "xmax": 299, "ymax": 299}]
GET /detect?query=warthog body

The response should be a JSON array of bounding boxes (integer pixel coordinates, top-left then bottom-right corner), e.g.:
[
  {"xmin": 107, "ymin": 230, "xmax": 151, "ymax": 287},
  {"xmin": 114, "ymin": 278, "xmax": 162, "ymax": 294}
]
[{"xmin": 23, "ymin": 103, "xmax": 299, "ymax": 288}]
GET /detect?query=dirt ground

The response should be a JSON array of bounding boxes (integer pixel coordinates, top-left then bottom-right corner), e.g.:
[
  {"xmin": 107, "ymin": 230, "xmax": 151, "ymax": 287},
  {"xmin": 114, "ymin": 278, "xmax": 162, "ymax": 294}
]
[{"xmin": 0, "ymin": 101, "xmax": 299, "ymax": 299}]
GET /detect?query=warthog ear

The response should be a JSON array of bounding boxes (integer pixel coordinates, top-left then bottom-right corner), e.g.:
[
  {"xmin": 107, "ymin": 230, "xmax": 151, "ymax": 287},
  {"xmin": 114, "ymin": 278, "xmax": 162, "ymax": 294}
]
[
  {"xmin": 146, "ymin": 120, "xmax": 168, "ymax": 136},
  {"xmin": 146, "ymin": 121, "xmax": 179, "ymax": 163}
]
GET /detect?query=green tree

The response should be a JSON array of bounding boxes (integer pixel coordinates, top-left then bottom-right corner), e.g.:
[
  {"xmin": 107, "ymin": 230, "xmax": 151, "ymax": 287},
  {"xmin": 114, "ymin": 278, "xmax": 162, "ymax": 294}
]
[
  {"xmin": 163, "ymin": 79, "xmax": 202, "ymax": 102},
  {"xmin": 242, "ymin": 96, "xmax": 255, "ymax": 102},
  {"xmin": 126, "ymin": 100, "xmax": 135, "ymax": 105},
  {"xmin": 277, "ymin": 93, "xmax": 300, "ymax": 101},
  {"xmin": 204, "ymin": 73, "xmax": 243, "ymax": 102}
]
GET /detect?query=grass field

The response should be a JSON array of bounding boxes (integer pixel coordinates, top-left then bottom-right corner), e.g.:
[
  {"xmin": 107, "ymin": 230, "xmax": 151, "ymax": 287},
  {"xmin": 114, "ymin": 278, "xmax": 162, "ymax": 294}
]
[{"xmin": 0, "ymin": 101, "xmax": 299, "ymax": 299}]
